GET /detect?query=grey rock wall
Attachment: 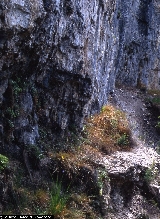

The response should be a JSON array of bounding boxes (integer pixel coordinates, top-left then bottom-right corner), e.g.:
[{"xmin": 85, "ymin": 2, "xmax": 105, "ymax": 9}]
[
  {"xmin": 115, "ymin": 0, "xmax": 160, "ymax": 90},
  {"xmin": 0, "ymin": 0, "xmax": 119, "ymax": 149},
  {"xmin": 0, "ymin": 0, "xmax": 160, "ymax": 150}
]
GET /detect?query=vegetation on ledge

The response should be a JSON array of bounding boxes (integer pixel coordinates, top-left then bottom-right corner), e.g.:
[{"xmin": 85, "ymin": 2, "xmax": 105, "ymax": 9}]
[{"xmin": 0, "ymin": 104, "xmax": 134, "ymax": 217}]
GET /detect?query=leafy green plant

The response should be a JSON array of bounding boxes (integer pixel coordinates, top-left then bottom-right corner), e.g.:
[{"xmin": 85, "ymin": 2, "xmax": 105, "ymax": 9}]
[
  {"xmin": 101, "ymin": 106, "xmax": 106, "ymax": 112},
  {"xmin": 39, "ymin": 128, "xmax": 48, "ymax": 140},
  {"xmin": 97, "ymin": 169, "xmax": 109, "ymax": 196},
  {"xmin": 5, "ymin": 107, "xmax": 19, "ymax": 119},
  {"xmin": 144, "ymin": 168, "xmax": 153, "ymax": 183},
  {"xmin": 144, "ymin": 162, "xmax": 157, "ymax": 184},
  {"xmin": 0, "ymin": 154, "xmax": 9, "ymax": 172},
  {"xmin": 35, "ymin": 208, "xmax": 47, "ymax": 215},
  {"xmin": 151, "ymin": 97, "xmax": 160, "ymax": 104},
  {"xmin": 117, "ymin": 133, "xmax": 129, "ymax": 146},
  {"xmin": 7, "ymin": 119, "xmax": 14, "ymax": 128},
  {"xmin": 12, "ymin": 80, "xmax": 23, "ymax": 96},
  {"xmin": 149, "ymin": 199, "xmax": 158, "ymax": 207},
  {"xmin": 47, "ymin": 180, "xmax": 69, "ymax": 216},
  {"xmin": 6, "ymin": 107, "xmax": 18, "ymax": 119},
  {"xmin": 111, "ymin": 119, "xmax": 118, "ymax": 129}
]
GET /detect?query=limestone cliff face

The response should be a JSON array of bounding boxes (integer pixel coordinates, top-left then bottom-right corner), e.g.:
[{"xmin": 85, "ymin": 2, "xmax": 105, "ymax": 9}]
[
  {"xmin": 0, "ymin": 0, "xmax": 160, "ymax": 149},
  {"xmin": 0, "ymin": 0, "xmax": 119, "ymax": 148},
  {"xmin": 116, "ymin": 0, "xmax": 160, "ymax": 90}
]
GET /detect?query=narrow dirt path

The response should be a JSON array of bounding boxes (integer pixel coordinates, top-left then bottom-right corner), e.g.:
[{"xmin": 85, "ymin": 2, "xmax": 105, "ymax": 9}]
[
  {"xmin": 101, "ymin": 86, "xmax": 160, "ymax": 175},
  {"xmin": 101, "ymin": 86, "xmax": 160, "ymax": 219}
]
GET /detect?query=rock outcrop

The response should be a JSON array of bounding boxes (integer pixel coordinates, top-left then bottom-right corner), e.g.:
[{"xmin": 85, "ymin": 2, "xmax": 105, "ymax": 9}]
[
  {"xmin": 1, "ymin": 0, "xmax": 160, "ymax": 217},
  {"xmin": 102, "ymin": 146, "xmax": 160, "ymax": 219},
  {"xmin": 0, "ymin": 0, "xmax": 160, "ymax": 153},
  {"xmin": 115, "ymin": 0, "xmax": 160, "ymax": 90},
  {"xmin": 0, "ymin": 0, "xmax": 120, "ymax": 149}
]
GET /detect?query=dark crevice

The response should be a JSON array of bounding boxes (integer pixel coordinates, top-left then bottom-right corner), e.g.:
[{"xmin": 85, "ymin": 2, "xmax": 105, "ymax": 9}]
[
  {"xmin": 42, "ymin": 0, "xmax": 53, "ymax": 11},
  {"xmin": 138, "ymin": 0, "xmax": 152, "ymax": 36},
  {"xmin": 63, "ymin": 0, "xmax": 74, "ymax": 16}
]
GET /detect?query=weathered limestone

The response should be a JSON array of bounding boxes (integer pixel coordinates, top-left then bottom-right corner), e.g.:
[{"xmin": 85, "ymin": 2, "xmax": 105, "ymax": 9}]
[
  {"xmin": 115, "ymin": 0, "xmax": 160, "ymax": 90},
  {"xmin": 0, "ymin": 0, "xmax": 120, "ymax": 148},
  {"xmin": 0, "ymin": 0, "xmax": 160, "ymax": 147}
]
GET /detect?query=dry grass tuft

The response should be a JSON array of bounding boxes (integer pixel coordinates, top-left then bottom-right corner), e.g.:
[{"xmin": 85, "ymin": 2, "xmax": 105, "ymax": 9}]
[{"xmin": 85, "ymin": 105, "xmax": 132, "ymax": 154}]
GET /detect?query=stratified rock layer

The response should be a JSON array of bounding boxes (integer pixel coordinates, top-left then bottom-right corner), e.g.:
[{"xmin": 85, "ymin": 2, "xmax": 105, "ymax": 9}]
[
  {"xmin": 0, "ymin": 0, "xmax": 160, "ymax": 147},
  {"xmin": 116, "ymin": 0, "xmax": 160, "ymax": 90},
  {"xmin": 0, "ymin": 0, "xmax": 119, "ymax": 148}
]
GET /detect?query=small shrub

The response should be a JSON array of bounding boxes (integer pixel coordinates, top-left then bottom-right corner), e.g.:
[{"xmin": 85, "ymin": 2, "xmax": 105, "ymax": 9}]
[
  {"xmin": 144, "ymin": 168, "xmax": 153, "ymax": 183},
  {"xmin": 7, "ymin": 119, "xmax": 14, "ymax": 128},
  {"xmin": 101, "ymin": 106, "xmax": 106, "ymax": 112},
  {"xmin": 12, "ymin": 79, "xmax": 23, "ymax": 96},
  {"xmin": 117, "ymin": 133, "xmax": 129, "ymax": 147},
  {"xmin": 144, "ymin": 162, "xmax": 157, "ymax": 184},
  {"xmin": 97, "ymin": 169, "xmax": 109, "ymax": 196},
  {"xmin": 86, "ymin": 105, "xmax": 131, "ymax": 153},
  {"xmin": 0, "ymin": 154, "xmax": 9, "ymax": 172},
  {"xmin": 151, "ymin": 97, "xmax": 160, "ymax": 104},
  {"xmin": 5, "ymin": 107, "xmax": 19, "ymax": 119}
]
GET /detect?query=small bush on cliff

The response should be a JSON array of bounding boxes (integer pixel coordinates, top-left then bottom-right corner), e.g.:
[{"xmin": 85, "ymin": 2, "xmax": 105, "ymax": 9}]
[
  {"xmin": 117, "ymin": 133, "xmax": 129, "ymax": 147},
  {"xmin": 0, "ymin": 154, "xmax": 9, "ymax": 172},
  {"xmin": 86, "ymin": 105, "xmax": 132, "ymax": 154},
  {"xmin": 97, "ymin": 168, "xmax": 109, "ymax": 196}
]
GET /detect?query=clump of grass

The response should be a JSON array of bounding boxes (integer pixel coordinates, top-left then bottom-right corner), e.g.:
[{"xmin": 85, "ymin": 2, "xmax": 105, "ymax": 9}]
[
  {"xmin": 85, "ymin": 105, "xmax": 131, "ymax": 154},
  {"xmin": 47, "ymin": 180, "xmax": 69, "ymax": 216}
]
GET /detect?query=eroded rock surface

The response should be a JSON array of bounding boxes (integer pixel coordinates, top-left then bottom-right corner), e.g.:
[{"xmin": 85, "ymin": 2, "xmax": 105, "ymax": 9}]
[
  {"xmin": 0, "ymin": 0, "xmax": 120, "ymax": 150},
  {"xmin": 115, "ymin": 0, "xmax": 160, "ymax": 90},
  {"xmin": 1, "ymin": 0, "xmax": 160, "ymax": 149},
  {"xmin": 0, "ymin": 1, "xmax": 160, "ymax": 217}
]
